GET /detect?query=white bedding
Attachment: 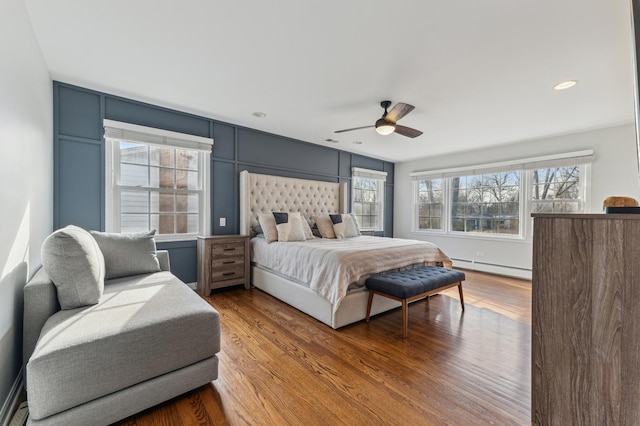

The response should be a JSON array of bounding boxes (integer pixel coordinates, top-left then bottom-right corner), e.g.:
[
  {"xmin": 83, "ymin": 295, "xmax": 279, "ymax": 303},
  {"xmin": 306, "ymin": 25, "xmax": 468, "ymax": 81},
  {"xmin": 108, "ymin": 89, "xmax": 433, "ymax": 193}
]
[{"xmin": 251, "ymin": 236, "xmax": 451, "ymax": 313}]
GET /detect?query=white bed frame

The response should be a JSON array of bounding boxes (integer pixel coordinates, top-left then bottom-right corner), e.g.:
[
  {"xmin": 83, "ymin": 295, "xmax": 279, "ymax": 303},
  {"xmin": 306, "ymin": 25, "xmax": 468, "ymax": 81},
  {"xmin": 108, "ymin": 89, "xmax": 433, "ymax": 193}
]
[{"xmin": 239, "ymin": 170, "xmax": 401, "ymax": 329}]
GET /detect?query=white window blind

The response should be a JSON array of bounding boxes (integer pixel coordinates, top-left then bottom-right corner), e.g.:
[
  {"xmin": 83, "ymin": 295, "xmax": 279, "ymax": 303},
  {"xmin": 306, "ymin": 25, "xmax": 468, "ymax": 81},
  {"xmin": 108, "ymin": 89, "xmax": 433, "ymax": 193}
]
[
  {"xmin": 104, "ymin": 119, "xmax": 213, "ymax": 153},
  {"xmin": 410, "ymin": 150, "xmax": 594, "ymax": 180},
  {"xmin": 352, "ymin": 167, "xmax": 388, "ymax": 181}
]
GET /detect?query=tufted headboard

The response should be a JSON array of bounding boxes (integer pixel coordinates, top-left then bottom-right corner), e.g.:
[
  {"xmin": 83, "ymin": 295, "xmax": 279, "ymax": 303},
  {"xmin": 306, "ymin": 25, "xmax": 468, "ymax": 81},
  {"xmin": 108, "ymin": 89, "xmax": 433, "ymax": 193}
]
[{"xmin": 239, "ymin": 170, "xmax": 347, "ymax": 235}]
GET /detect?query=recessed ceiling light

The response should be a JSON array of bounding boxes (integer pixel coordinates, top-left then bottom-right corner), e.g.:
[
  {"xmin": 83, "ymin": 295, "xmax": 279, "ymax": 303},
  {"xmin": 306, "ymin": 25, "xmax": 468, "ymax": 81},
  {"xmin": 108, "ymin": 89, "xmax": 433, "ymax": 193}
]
[
  {"xmin": 324, "ymin": 138, "xmax": 339, "ymax": 143},
  {"xmin": 553, "ymin": 80, "xmax": 578, "ymax": 91},
  {"xmin": 252, "ymin": 111, "xmax": 266, "ymax": 118},
  {"xmin": 353, "ymin": 141, "xmax": 363, "ymax": 145}
]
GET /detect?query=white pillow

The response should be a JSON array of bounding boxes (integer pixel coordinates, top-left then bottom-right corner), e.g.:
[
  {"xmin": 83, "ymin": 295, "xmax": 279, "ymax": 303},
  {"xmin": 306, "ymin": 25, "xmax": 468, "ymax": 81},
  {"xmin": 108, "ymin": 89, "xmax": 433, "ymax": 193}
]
[
  {"xmin": 346, "ymin": 213, "xmax": 362, "ymax": 237},
  {"xmin": 273, "ymin": 212, "xmax": 306, "ymax": 242},
  {"xmin": 330, "ymin": 214, "xmax": 346, "ymax": 239},
  {"xmin": 301, "ymin": 216, "xmax": 315, "ymax": 240},
  {"xmin": 330, "ymin": 214, "xmax": 361, "ymax": 239},
  {"xmin": 258, "ymin": 213, "xmax": 279, "ymax": 243},
  {"xmin": 313, "ymin": 215, "xmax": 336, "ymax": 239}
]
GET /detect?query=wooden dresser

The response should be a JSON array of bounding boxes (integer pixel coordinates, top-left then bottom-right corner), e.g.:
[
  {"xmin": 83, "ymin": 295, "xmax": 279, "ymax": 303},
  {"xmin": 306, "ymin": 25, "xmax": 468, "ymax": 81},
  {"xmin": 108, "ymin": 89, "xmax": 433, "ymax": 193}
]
[
  {"xmin": 532, "ymin": 213, "xmax": 640, "ymax": 425},
  {"xmin": 197, "ymin": 235, "xmax": 250, "ymax": 296}
]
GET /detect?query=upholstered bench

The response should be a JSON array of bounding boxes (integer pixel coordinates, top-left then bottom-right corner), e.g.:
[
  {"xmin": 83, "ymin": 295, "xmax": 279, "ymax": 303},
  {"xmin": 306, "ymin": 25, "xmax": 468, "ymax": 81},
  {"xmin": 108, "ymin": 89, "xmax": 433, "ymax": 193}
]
[{"xmin": 365, "ymin": 266, "xmax": 465, "ymax": 338}]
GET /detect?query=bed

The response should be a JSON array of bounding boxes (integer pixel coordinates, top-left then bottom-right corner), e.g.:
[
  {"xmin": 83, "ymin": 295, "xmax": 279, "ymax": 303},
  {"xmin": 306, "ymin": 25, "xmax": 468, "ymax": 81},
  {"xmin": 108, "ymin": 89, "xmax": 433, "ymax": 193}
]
[{"xmin": 239, "ymin": 170, "xmax": 452, "ymax": 329}]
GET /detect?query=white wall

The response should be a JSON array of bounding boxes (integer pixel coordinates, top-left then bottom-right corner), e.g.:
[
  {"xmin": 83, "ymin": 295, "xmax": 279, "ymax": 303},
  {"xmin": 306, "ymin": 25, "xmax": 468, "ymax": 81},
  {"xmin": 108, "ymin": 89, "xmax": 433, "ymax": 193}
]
[
  {"xmin": 394, "ymin": 124, "xmax": 639, "ymax": 278},
  {"xmin": 0, "ymin": 0, "xmax": 52, "ymax": 415}
]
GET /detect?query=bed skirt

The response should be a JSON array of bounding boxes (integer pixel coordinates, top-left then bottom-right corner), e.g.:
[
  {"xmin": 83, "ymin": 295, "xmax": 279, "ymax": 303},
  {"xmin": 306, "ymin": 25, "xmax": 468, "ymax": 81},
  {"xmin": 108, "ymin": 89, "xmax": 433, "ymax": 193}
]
[{"xmin": 251, "ymin": 265, "xmax": 403, "ymax": 329}]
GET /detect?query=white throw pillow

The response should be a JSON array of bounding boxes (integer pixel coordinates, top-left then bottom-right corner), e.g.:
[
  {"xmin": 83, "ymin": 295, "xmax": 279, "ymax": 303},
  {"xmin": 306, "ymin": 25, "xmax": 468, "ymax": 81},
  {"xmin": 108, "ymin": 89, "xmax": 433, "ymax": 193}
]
[
  {"xmin": 273, "ymin": 212, "xmax": 306, "ymax": 242},
  {"xmin": 330, "ymin": 214, "xmax": 347, "ymax": 239},
  {"xmin": 313, "ymin": 215, "xmax": 336, "ymax": 239},
  {"xmin": 345, "ymin": 213, "xmax": 361, "ymax": 237},
  {"xmin": 258, "ymin": 213, "xmax": 279, "ymax": 243},
  {"xmin": 301, "ymin": 216, "xmax": 315, "ymax": 240}
]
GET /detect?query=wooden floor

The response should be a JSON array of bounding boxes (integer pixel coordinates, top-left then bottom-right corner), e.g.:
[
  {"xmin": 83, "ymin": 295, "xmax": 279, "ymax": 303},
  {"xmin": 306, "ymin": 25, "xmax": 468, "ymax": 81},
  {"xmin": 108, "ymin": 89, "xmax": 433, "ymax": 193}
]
[{"xmin": 116, "ymin": 270, "xmax": 531, "ymax": 425}]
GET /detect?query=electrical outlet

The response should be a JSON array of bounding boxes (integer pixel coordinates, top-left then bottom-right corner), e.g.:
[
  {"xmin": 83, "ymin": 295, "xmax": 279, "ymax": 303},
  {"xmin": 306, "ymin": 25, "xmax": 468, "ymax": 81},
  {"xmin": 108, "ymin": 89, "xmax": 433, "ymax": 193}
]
[{"xmin": 219, "ymin": 217, "xmax": 226, "ymax": 227}]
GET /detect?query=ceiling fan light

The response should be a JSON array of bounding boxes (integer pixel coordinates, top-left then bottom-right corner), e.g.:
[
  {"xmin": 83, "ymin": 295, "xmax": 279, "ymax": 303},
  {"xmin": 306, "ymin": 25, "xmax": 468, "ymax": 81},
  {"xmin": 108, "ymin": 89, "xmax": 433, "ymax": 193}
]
[{"xmin": 375, "ymin": 119, "xmax": 395, "ymax": 135}]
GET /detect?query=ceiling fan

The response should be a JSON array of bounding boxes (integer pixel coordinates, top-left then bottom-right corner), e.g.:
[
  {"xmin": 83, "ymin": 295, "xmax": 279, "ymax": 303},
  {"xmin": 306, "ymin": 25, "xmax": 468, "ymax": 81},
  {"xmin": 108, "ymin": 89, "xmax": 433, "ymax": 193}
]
[{"xmin": 334, "ymin": 100, "xmax": 423, "ymax": 138}]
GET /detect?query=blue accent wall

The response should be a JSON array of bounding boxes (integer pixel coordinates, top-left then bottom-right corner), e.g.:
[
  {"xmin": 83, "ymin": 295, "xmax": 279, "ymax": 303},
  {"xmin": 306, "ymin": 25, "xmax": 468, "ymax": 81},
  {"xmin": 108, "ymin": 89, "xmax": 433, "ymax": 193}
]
[{"xmin": 53, "ymin": 82, "xmax": 395, "ymax": 282}]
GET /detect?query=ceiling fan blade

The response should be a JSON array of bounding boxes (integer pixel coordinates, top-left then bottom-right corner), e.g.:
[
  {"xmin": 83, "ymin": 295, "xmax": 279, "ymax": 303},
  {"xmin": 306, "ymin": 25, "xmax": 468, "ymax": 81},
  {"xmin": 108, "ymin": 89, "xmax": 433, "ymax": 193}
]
[
  {"xmin": 394, "ymin": 125, "xmax": 423, "ymax": 138},
  {"xmin": 334, "ymin": 125, "xmax": 374, "ymax": 134},
  {"xmin": 385, "ymin": 103, "xmax": 415, "ymax": 123}
]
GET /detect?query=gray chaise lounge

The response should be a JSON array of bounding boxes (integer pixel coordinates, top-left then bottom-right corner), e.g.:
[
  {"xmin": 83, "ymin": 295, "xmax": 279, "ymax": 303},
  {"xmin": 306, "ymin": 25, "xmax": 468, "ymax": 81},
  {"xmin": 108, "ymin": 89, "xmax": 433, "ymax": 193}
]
[{"xmin": 23, "ymin": 226, "xmax": 220, "ymax": 426}]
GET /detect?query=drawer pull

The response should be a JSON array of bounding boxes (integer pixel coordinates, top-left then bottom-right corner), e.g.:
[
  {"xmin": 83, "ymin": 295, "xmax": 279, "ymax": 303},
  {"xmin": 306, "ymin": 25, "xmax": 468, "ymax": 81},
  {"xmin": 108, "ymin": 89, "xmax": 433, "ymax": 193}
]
[
  {"xmin": 223, "ymin": 261, "xmax": 235, "ymax": 264},
  {"xmin": 222, "ymin": 272, "xmax": 235, "ymax": 276},
  {"xmin": 223, "ymin": 248, "xmax": 235, "ymax": 251}
]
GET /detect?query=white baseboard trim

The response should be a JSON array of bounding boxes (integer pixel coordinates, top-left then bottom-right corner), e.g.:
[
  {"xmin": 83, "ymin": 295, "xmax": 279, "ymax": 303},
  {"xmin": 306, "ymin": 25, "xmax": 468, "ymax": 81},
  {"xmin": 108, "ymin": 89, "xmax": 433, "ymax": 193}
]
[
  {"xmin": 451, "ymin": 258, "xmax": 532, "ymax": 280},
  {"xmin": 1, "ymin": 368, "xmax": 25, "ymax": 426}
]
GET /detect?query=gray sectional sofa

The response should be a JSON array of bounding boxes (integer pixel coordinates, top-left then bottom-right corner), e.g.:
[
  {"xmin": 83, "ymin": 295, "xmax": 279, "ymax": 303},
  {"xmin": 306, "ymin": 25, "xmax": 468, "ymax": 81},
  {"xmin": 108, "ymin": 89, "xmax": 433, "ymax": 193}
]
[{"xmin": 23, "ymin": 226, "xmax": 221, "ymax": 426}]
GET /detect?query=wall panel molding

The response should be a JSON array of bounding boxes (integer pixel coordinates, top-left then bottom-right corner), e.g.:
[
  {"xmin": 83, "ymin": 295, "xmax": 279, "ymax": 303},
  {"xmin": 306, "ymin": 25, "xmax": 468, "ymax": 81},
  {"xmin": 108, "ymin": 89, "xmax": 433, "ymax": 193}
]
[{"xmin": 53, "ymin": 81, "xmax": 395, "ymax": 282}]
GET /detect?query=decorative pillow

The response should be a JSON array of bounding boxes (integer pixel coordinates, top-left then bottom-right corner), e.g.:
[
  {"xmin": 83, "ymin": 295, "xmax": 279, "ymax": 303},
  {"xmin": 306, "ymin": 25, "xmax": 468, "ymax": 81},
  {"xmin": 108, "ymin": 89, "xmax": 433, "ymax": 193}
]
[
  {"xmin": 301, "ymin": 217, "xmax": 314, "ymax": 240},
  {"xmin": 313, "ymin": 215, "xmax": 336, "ymax": 239},
  {"xmin": 253, "ymin": 225, "xmax": 263, "ymax": 234},
  {"xmin": 311, "ymin": 224, "xmax": 322, "ymax": 238},
  {"xmin": 273, "ymin": 212, "xmax": 306, "ymax": 242},
  {"xmin": 258, "ymin": 213, "xmax": 279, "ymax": 243},
  {"xmin": 330, "ymin": 214, "xmax": 346, "ymax": 239},
  {"xmin": 346, "ymin": 213, "xmax": 362, "ymax": 238},
  {"xmin": 90, "ymin": 230, "xmax": 160, "ymax": 279},
  {"xmin": 41, "ymin": 225, "xmax": 105, "ymax": 310},
  {"xmin": 330, "ymin": 214, "xmax": 361, "ymax": 239}
]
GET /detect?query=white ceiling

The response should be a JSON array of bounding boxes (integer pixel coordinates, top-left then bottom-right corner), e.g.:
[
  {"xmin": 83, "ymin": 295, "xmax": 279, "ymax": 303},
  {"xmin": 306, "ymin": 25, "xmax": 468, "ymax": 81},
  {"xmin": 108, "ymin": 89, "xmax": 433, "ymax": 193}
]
[{"xmin": 25, "ymin": 0, "xmax": 636, "ymax": 162}]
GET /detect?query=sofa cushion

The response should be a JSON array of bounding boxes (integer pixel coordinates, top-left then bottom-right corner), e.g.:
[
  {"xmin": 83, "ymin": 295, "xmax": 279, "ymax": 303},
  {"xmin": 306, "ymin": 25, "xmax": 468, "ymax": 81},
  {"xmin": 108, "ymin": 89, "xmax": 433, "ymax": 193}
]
[
  {"xmin": 90, "ymin": 230, "xmax": 160, "ymax": 279},
  {"xmin": 26, "ymin": 271, "xmax": 220, "ymax": 420},
  {"xmin": 41, "ymin": 225, "xmax": 105, "ymax": 310}
]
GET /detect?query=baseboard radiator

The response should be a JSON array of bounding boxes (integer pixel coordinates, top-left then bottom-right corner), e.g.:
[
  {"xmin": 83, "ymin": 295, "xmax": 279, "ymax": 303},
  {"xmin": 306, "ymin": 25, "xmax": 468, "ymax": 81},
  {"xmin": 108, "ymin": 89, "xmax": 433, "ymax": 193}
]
[{"xmin": 450, "ymin": 258, "xmax": 531, "ymax": 280}]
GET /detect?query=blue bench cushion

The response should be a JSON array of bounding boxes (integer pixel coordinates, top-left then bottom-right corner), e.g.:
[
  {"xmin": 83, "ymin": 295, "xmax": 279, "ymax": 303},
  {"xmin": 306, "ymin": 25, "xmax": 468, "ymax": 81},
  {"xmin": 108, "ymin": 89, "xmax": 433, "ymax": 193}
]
[{"xmin": 366, "ymin": 266, "xmax": 465, "ymax": 299}]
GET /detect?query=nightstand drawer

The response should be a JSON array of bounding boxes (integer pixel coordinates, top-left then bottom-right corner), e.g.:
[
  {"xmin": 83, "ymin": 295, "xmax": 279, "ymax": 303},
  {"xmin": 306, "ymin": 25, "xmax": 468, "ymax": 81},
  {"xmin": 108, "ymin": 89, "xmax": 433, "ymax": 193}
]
[
  {"xmin": 212, "ymin": 242, "xmax": 245, "ymax": 258},
  {"xmin": 211, "ymin": 264, "xmax": 245, "ymax": 282},
  {"xmin": 212, "ymin": 257, "xmax": 245, "ymax": 269}
]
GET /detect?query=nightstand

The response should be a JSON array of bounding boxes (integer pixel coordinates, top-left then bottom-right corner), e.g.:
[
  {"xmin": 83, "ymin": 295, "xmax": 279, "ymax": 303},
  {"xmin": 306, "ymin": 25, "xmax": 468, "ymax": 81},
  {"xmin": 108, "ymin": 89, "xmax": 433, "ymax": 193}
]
[{"xmin": 197, "ymin": 235, "xmax": 250, "ymax": 296}]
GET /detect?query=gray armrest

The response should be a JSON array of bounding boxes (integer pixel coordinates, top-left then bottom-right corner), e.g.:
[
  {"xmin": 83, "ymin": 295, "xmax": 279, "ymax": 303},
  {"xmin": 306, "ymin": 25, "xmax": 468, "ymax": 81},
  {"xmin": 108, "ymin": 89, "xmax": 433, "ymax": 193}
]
[
  {"xmin": 157, "ymin": 250, "xmax": 170, "ymax": 272},
  {"xmin": 23, "ymin": 268, "xmax": 60, "ymax": 372}
]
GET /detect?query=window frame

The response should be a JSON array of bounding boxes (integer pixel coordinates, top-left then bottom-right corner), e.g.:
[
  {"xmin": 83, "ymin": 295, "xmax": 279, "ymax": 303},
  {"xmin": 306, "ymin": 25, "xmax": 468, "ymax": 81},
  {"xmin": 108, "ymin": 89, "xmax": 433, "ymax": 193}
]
[
  {"xmin": 351, "ymin": 168, "xmax": 387, "ymax": 232},
  {"xmin": 448, "ymin": 170, "xmax": 524, "ymax": 238},
  {"xmin": 104, "ymin": 120, "xmax": 212, "ymax": 242},
  {"xmin": 413, "ymin": 177, "xmax": 447, "ymax": 233}
]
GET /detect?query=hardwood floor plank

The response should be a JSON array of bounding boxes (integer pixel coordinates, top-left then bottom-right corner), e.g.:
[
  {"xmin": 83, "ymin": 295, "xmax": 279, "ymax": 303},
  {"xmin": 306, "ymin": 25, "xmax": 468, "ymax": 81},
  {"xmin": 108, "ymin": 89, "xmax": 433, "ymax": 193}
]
[{"xmin": 115, "ymin": 270, "xmax": 531, "ymax": 425}]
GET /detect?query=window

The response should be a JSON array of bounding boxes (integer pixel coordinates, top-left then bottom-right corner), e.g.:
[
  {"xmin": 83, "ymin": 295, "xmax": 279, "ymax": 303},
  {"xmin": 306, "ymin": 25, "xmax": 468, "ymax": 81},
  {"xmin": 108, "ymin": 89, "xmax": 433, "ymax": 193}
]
[
  {"xmin": 416, "ymin": 178, "xmax": 444, "ymax": 231},
  {"xmin": 530, "ymin": 166, "xmax": 582, "ymax": 213},
  {"xmin": 412, "ymin": 150, "xmax": 592, "ymax": 239},
  {"xmin": 352, "ymin": 168, "xmax": 387, "ymax": 231},
  {"xmin": 451, "ymin": 171, "xmax": 520, "ymax": 235},
  {"xmin": 104, "ymin": 120, "xmax": 213, "ymax": 241}
]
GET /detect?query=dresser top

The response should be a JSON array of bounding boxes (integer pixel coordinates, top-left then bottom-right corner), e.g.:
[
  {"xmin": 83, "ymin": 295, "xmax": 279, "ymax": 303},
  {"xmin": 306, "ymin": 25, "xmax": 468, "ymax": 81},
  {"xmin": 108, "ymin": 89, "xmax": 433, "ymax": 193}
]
[{"xmin": 532, "ymin": 213, "xmax": 640, "ymax": 220}]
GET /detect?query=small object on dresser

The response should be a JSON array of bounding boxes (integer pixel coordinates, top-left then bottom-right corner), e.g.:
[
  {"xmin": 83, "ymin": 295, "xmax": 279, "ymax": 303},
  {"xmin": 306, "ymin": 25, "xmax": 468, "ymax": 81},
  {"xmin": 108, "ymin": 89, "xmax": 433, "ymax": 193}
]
[
  {"xmin": 197, "ymin": 235, "xmax": 250, "ymax": 296},
  {"xmin": 604, "ymin": 206, "xmax": 640, "ymax": 214},
  {"xmin": 602, "ymin": 195, "xmax": 639, "ymax": 213}
]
